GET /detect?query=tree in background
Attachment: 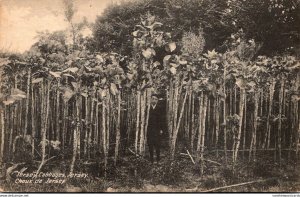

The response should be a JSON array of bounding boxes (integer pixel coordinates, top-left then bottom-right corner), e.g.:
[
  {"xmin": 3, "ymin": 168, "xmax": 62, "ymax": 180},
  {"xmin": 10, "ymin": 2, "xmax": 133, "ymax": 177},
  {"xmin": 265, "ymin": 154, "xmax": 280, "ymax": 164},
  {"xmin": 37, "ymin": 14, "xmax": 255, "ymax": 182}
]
[
  {"xmin": 91, "ymin": 0, "xmax": 232, "ymax": 56},
  {"xmin": 91, "ymin": 0, "xmax": 300, "ymax": 57},
  {"xmin": 226, "ymin": 0, "xmax": 300, "ymax": 56}
]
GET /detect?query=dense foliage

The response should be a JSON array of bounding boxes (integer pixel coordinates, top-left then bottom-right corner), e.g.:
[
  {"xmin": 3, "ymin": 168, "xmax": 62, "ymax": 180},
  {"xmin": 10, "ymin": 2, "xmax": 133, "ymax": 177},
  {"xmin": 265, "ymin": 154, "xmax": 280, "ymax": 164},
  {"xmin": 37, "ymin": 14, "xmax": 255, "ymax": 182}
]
[
  {"xmin": 92, "ymin": 0, "xmax": 300, "ymax": 56},
  {"xmin": 0, "ymin": 0, "xmax": 299, "ymax": 188}
]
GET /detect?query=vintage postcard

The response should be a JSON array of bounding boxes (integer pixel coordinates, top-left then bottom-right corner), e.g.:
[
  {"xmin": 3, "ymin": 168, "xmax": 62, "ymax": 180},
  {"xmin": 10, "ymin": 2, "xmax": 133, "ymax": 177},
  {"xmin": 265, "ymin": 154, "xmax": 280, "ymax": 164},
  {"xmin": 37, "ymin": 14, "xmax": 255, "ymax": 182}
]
[{"xmin": 0, "ymin": 0, "xmax": 299, "ymax": 193}]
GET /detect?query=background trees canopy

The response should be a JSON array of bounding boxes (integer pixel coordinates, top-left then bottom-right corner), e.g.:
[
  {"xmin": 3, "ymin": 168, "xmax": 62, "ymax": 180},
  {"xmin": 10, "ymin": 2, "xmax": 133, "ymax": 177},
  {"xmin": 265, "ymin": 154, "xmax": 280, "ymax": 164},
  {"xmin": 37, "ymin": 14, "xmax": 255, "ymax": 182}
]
[
  {"xmin": 91, "ymin": 0, "xmax": 300, "ymax": 57},
  {"xmin": 0, "ymin": 0, "xmax": 300, "ymax": 192}
]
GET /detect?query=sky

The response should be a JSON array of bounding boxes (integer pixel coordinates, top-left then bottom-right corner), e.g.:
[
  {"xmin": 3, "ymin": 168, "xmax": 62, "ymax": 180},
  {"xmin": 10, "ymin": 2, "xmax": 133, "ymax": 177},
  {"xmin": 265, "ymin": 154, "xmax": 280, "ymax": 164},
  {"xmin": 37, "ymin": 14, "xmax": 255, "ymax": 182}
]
[{"xmin": 0, "ymin": 0, "xmax": 113, "ymax": 53}]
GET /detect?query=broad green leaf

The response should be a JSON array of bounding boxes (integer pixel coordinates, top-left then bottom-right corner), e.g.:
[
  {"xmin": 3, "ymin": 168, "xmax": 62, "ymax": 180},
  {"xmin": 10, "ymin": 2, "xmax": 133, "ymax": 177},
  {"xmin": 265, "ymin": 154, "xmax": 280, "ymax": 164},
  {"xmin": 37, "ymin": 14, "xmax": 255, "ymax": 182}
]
[
  {"xmin": 84, "ymin": 66, "xmax": 92, "ymax": 72},
  {"xmin": 3, "ymin": 91, "xmax": 26, "ymax": 105},
  {"xmin": 273, "ymin": 116, "xmax": 279, "ymax": 122},
  {"xmin": 153, "ymin": 61, "xmax": 161, "ymax": 68},
  {"xmin": 81, "ymin": 93, "xmax": 88, "ymax": 98},
  {"xmin": 155, "ymin": 35, "xmax": 163, "ymax": 46},
  {"xmin": 165, "ymin": 42, "xmax": 176, "ymax": 52},
  {"xmin": 101, "ymin": 89, "xmax": 107, "ymax": 98},
  {"xmin": 179, "ymin": 60, "xmax": 188, "ymax": 65},
  {"xmin": 24, "ymin": 135, "xmax": 33, "ymax": 144},
  {"xmin": 66, "ymin": 60, "xmax": 73, "ymax": 66},
  {"xmin": 142, "ymin": 48, "xmax": 156, "ymax": 59},
  {"xmin": 170, "ymin": 63, "xmax": 179, "ymax": 68},
  {"xmin": 163, "ymin": 55, "xmax": 172, "ymax": 66},
  {"xmin": 145, "ymin": 22, "xmax": 163, "ymax": 30},
  {"xmin": 233, "ymin": 114, "xmax": 240, "ymax": 120},
  {"xmin": 19, "ymin": 167, "xmax": 28, "ymax": 173},
  {"xmin": 204, "ymin": 49, "xmax": 218, "ymax": 59},
  {"xmin": 248, "ymin": 87, "xmax": 255, "ymax": 93},
  {"xmin": 32, "ymin": 78, "xmax": 43, "ymax": 84},
  {"xmin": 110, "ymin": 83, "xmax": 118, "ymax": 95},
  {"xmin": 248, "ymin": 81, "xmax": 256, "ymax": 88},
  {"xmin": 93, "ymin": 81, "xmax": 99, "ymax": 86},
  {"xmin": 96, "ymin": 55, "xmax": 104, "ymax": 62},
  {"xmin": 84, "ymin": 61, "xmax": 90, "ymax": 66},
  {"xmin": 93, "ymin": 66, "xmax": 103, "ymax": 72},
  {"xmin": 211, "ymin": 59, "xmax": 218, "ymax": 64},
  {"xmin": 236, "ymin": 78, "xmax": 247, "ymax": 89},
  {"xmin": 11, "ymin": 88, "xmax": 26, "ymax": 99},
  {"xmin": 286, "ymin": 62, "xmax": 300, "ymax": 71},
  {"xmin": 132, "ymin": 30, "xmax": 138, "ymax": 37},
  {"xmin": 63, "ymin": 67, "xmax": 78, "ymax": 73},
  {"xmin": 201, "ymin": 78, "xmax": 209, "ymax": 85},
  {"xmin": 132, "ymin": 30, "xmax": 142, "ymax": 37},
  {"xmin": 49, "ymin": 71, "xmax": 61, "ymax": 78},
  {"xmin": 291, "ymin": 94, "xmax": 300, "ymax": 102},
  {"xmin": 135, "ymin": 25, "xmax": 146, "ymax": 31},
  {"xmin": 192, "ymin": 80, "xmax": 201, "ymax": 91},
  {"xmin": 99, "ymin": 89, "xmax": 107, "ymax": 99},
  {"xmin": 71, "ymin": 82, "xmax": 78, "ymax": 89},
  {"xmin": 101, "ymin": 78, "xmax": 107, "ymax": 85},
  {"xmin": 147, "ymin": 15, "xmax": 156, "ymax": 25},
  {"xmin": 62, "ymin": 73, "xmax": 75, "ymax": 79},
  {"xmin": 217, "ymin": 89, "xmax": 226, "ymax": 100},
  {"xmin": 170, "ymin": 67, "xmax": 177, "ymax": 75},
  {"xmin": 3, "ymin": 96, "xmax": 16, "ymax": 105},
  {"xmin": 62, "ymin": 88, "xmax": 75, "ymax": 102},
  {"xmin": 165, "ymin": 33, "xmax": 172, "ymax": 38},
  {"xmin": 50, "ymin": 140, "xmax": 61, "ymax": 150},
  {"xmin": 163, "ymin": 55, "xmax": 172, "ymax": 61}
]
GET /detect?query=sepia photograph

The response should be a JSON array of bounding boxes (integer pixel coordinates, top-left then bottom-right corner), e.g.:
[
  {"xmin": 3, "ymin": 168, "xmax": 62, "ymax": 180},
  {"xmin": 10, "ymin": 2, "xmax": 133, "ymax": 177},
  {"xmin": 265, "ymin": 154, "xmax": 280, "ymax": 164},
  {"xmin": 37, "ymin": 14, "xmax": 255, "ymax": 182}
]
[{"xmin": 0, "ymin": 0, "xmax": 299, "ymax": 193}]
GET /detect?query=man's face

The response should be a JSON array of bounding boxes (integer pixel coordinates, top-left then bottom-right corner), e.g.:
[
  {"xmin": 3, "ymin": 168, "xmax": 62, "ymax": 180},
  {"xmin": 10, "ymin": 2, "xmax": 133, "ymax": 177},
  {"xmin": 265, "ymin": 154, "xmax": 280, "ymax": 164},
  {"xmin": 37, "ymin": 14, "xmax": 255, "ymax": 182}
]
[{"xmin": 151, "ymin": 96, "xmax": 158, "ymax": 106}]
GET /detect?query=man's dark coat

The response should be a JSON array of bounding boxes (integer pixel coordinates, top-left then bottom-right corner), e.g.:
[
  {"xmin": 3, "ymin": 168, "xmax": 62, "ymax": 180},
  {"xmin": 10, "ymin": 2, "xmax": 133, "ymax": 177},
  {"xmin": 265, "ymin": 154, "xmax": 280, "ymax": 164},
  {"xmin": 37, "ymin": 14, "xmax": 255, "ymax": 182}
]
[{"xmin": 147, "ymin": 102, "xmax": 167, "ymax": 144}]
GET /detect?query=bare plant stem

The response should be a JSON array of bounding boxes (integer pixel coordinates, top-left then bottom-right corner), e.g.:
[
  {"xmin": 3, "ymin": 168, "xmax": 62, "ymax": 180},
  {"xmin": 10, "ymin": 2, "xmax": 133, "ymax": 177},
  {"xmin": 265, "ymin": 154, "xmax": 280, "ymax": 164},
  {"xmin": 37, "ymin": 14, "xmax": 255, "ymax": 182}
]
[
  {"xmin": 233, "ymin": 88, "xmax": 245, "ymax": 164},
  {"xmin": 114, "ymin": 93, "xmax": 121, "ymax": 166}
]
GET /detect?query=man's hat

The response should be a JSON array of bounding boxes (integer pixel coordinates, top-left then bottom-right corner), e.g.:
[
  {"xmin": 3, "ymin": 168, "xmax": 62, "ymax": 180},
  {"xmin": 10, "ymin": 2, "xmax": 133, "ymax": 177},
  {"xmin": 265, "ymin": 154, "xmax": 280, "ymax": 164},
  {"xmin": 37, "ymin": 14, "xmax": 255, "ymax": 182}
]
[{"xmin": 151, "ymin": 93, "xmax": 160, "ymax": 98}]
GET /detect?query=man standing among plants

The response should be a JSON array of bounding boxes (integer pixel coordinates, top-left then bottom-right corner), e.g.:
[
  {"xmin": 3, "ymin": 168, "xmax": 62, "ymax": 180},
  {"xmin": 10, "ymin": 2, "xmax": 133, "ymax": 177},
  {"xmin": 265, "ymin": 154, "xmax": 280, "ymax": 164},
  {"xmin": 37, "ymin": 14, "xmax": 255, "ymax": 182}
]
[{"xmin": 147, "ymin": 93, "xmax": 167, "ymax": 164}]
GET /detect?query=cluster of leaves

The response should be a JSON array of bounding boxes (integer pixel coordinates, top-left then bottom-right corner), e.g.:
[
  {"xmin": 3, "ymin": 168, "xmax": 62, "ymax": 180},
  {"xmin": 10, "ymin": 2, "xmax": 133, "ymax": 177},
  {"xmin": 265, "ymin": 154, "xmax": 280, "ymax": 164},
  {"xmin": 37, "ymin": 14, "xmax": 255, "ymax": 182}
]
[
  {"xmin": 0, "ymin": 10, "xmax": 299, "ymax": 123},
  {"xmin": 0, "ymin": 10, "xmax": 299, "ymax": 182},
  {"xmin": 128, "ymin": 12, "xmax": 176, "ymax": 93},
  {"xmin": 92, "ymin": 0, "xmax": 232, "ymax": 56},
  {"xmin": 92, "ymin": 0, "xmax": 300, "ymax": 56},
  {"xmin": 181, "ymin": 30, "xmax": 205, "ymax": 57},
  {"xmin": 226, "ymin": 0, "xmax": 300, "ymax": 55}
]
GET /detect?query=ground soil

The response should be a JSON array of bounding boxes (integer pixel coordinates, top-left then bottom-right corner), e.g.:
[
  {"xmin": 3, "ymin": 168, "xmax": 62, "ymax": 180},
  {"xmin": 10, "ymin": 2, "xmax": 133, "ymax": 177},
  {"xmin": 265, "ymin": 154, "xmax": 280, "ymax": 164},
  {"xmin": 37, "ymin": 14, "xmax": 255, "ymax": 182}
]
[{"xmin": 1, "ymin": 145, "xmax": 299, "ymax": 192}]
